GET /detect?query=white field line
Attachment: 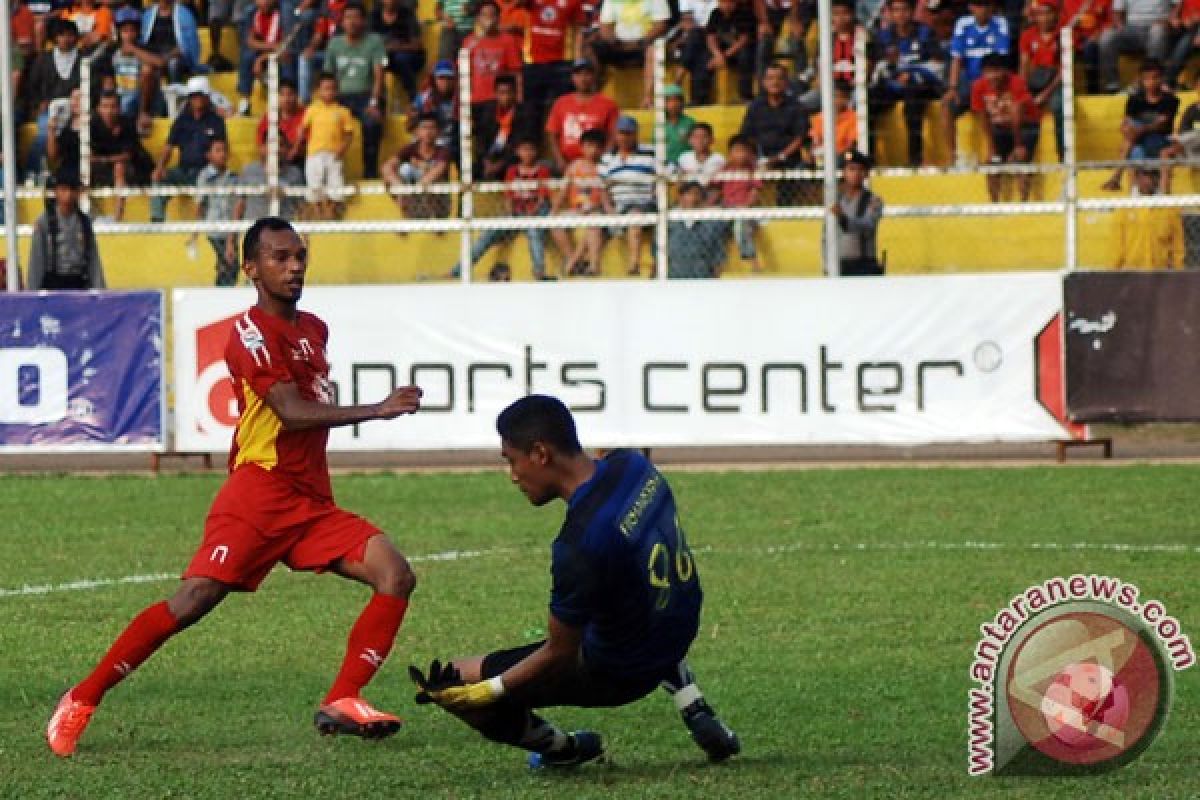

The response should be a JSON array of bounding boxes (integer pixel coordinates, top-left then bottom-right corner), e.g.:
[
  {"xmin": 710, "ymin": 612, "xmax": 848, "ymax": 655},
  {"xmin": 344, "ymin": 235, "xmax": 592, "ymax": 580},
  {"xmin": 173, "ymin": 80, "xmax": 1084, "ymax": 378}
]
[{"xmin": 2, "ymin": 541, "xmax": 1193, "ymax": 600}]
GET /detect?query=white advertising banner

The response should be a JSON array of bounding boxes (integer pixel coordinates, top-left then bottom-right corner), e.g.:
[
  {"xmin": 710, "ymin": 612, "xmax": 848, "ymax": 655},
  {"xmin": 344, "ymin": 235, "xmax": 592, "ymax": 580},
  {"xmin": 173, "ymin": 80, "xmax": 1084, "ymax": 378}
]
[{"xmin": 173, "ymin": 274, "xmax": 1072, "ymax": 451}]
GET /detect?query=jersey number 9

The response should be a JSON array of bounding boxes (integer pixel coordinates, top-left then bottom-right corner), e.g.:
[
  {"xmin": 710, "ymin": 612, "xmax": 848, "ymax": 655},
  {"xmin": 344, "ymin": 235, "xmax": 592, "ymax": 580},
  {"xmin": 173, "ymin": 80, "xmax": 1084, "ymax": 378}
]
[{"xmin": 646, "ymin": 515, "xmax": 696, "ymax": 610}]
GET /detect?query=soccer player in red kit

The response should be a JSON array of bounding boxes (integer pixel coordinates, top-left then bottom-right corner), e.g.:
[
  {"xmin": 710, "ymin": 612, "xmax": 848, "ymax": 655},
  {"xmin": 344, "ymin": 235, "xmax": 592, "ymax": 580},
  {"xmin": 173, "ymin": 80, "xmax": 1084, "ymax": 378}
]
[{"xmin": 47, "ymin": 217, "xmax": 424, "ymax": 757}]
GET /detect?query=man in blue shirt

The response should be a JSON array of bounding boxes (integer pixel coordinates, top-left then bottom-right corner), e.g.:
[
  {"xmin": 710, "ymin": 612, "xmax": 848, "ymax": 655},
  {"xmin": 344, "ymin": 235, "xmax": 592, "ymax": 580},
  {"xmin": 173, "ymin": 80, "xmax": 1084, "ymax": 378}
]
[
  {"xmin": 411, "ymin": 394, "xmax": 739, "ymax": 767},
  {"xmin": 870, "ymin": 0, "xmax": 944, "ymax": 166},
  {"xmin": 941, "ymin": 0, "xmax": 1010, "ymax": 163},
  {"xmin": 150, "ymin": 76, "xmax": 227, "ymax": 222}
]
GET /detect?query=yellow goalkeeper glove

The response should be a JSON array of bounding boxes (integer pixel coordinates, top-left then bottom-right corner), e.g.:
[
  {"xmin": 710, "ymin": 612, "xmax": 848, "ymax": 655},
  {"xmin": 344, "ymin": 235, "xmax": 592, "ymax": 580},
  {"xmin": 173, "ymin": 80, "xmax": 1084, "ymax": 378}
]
[{"xmin": 429, "ymin": 677, "xmax": 506, "ymax": 710}]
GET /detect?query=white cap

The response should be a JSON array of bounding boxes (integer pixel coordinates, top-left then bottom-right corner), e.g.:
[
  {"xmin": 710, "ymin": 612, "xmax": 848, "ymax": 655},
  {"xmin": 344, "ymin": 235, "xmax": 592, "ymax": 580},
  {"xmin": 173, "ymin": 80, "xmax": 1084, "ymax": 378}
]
[{"xmin": 185, "ymin": 75, "xmax": 211, "ymax": 96}]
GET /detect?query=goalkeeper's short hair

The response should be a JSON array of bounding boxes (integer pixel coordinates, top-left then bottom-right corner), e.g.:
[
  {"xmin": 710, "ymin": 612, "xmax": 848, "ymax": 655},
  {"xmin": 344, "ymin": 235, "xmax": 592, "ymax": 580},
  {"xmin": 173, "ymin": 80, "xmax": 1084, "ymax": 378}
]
[{"xmin": 496, "ymin": 395, "xmax": 583, "ymax": 456}]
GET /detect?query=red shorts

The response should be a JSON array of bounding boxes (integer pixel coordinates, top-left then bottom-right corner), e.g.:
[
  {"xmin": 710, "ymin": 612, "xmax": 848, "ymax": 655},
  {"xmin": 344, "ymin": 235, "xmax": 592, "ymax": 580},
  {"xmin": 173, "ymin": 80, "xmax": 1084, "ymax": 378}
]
[{"xmin": 183, "ymin": 465, "xmax": 381, "ymax": 591}]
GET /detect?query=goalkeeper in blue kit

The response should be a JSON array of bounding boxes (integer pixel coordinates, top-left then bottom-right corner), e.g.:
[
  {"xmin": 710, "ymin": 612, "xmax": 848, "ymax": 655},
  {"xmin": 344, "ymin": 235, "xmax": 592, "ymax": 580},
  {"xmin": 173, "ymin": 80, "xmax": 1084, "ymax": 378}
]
[{"xmin": 410, "ymin": 394, "xmax": 739, "ymax": 767}]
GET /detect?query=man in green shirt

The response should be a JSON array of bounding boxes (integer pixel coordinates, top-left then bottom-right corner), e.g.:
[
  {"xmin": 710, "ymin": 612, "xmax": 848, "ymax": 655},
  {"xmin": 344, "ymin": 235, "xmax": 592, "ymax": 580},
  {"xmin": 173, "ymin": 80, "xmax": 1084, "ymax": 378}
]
[
  {"xmin": 663, "ymin": 84, "xmax": 695, "ymax": 165},
  {"xmin": 325, "ymin": 2, "xmax": 387, "ymax": 178}
]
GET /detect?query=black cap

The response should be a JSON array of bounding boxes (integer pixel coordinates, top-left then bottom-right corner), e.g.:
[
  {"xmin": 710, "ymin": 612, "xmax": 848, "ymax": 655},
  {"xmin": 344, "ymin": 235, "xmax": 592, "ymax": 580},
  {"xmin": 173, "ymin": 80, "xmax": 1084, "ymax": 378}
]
[
  {"xmin": 838, "ymin": 149, "xmax": 872, "ymax": 169},
  {"xmin": 48, "ymin": 168, "xmax": 83, "ymax": 189}
]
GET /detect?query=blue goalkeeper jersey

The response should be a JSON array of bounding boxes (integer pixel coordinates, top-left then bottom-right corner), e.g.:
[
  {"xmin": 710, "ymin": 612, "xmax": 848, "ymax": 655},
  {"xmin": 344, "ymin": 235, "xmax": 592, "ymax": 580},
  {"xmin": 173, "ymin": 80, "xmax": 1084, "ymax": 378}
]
[{"xmin": 550, "ymin": 449, "xmax": 703, "ymax": 680}]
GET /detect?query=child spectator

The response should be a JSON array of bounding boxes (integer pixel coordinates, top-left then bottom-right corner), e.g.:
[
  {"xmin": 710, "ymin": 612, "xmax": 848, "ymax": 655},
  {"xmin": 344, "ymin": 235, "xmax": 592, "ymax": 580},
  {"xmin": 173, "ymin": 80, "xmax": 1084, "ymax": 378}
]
[
  {"xmin": 465, "ymin": 1, "xmax": 525, "ymax": 108},
  {"xmin": 1020, "ymin": 0, "xmax": 1064, "ymax": 161},
  {"xmin": 664, "ymin": 84, "xmax": 696, "ymax": 165},
  {"xmin": 553, "ymin": 127, "xmax": 613, "ymax": 275},
  {"xmin": 676, "ymin": 121, "xmax": 727, "ymax": 203},
  {"xmin": 300, "ymin": 72, "xmax": 355, "ymax": 219},
  {"xmin": 810, "ymin": 81, "xmax": 859, "ymax": 159},
  {"xmin": 456, "ymin": 137, "xmax": 559, "ymax": 280},
  {"xmin": 1103, "ymin": 59, "xmax": 1178, "ymax": 190},
  {"xmin": 942, "ymin": 0, "xmax": 1010, "ymax": 164},
  {"xmin": 668, "ymin": 180, "xmax": 729, "ymax": 278},
  {"xmin": 382, "ymin": 111, "xmax": 452, "ymax": 220},
  {"xmin": 545, "ymin": 59, "xmax": 620, "ymax": 172},
  {"xmin": 717, "ymin": 133, "xmax": 763, "ymax": 272},
  {"xmin": 1114, "ymin": 167, "xmax": 1182, "ymax": 268},
  {"xmin": 191, "ymin": 139, "xmax": 240, "ymax": 286},
  {"xmin": 601, "ymin": 114, "xmax": 657, "ymax": 276},
  {"xmin": 372, "ymin": 0, "xmax": 425, "ymax": 103},
  {"xmin": 971, "ymin": 53, "xmax": 1040, "ymax": 201},
  {"xmin": 101, "ymin": 7, "xmax": 163, "ymax": 123},
  {"xmin": 409, "ymin": 60, "xmax": 461, "ymax": 158},
  {"xmin": 150, "ymin": 77, "xmax": 227, "ymax": 223},
  {"xmin": 869, "ymin": 0, "xmax": 943, "ymax": 167},
  {"xmin": 684, "ymin": 0, "xmax": 755, "ymax": 104},
  {"xmin": 1098, "ymin": 0, "xmax": 1172, "ymax": 92},
  {"xmin": 593, "ymin": 0, "xmax": 672, "ymax": 109}
]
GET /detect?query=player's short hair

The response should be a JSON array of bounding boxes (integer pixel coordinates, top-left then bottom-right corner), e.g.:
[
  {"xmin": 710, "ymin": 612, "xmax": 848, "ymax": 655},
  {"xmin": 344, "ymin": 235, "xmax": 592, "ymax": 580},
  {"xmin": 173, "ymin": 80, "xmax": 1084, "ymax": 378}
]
[
  {"xmin": 497, "ymin": 395, "xmax": 584, "ymax": 456},
  {"xmin": 243, "ymin": 216, "xmax": 297, "ymax": 264}
]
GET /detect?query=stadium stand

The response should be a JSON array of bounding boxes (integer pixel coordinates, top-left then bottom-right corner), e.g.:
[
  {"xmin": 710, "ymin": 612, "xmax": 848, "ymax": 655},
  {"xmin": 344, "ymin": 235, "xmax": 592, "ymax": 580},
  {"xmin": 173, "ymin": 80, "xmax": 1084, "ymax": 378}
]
[{"xmin": 4, "ymin": 0, "xmax": 1200, "ymax": 283}]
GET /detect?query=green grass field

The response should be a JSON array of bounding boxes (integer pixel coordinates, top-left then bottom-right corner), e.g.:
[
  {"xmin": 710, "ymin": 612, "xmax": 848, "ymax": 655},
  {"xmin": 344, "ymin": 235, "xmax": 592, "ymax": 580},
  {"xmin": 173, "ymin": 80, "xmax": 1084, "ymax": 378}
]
[{"xmin": 2, "ymin": 465, "xmax": 1197, "ymax": 799}]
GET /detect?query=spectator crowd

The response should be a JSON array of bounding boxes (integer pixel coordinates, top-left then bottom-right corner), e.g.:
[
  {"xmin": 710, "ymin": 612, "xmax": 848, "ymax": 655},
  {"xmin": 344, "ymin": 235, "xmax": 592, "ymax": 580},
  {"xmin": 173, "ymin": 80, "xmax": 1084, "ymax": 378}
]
[{"xmin": 6, "ymin": 0, "xmax": 1198, "ymax": 283}]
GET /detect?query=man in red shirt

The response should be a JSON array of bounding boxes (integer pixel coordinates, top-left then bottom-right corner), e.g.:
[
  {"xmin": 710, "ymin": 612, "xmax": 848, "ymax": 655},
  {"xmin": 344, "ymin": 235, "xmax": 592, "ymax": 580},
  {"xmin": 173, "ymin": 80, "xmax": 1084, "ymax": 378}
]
[
  {"xmin": 1019, "ymin": 0, "xmax": 1064, "ymax": 159},
  {"xmin": 522, "ymin": 0, "xmax": 589, "ymax": 125},
  {"xmin": 971, "ymin": 53, "xmax": 1040, "ymax": 201},
  {"xmin": 47, "ymin": 217, "xmax": 425, "ymax": 758},
  {"xmin": 465, "ymin": 0, "xmax": 526, "ymax": 106},
  {"xmin": 545, "ymin": 58, "xmax": 619, "ymax": 171}
]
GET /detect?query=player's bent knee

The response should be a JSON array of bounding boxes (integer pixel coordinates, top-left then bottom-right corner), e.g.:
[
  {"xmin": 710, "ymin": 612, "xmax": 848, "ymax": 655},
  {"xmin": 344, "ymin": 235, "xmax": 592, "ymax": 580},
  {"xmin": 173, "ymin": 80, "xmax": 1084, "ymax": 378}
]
[
  {"xmin": 373, "ymin": 551, "xmax": 416, "ymax": 598},
  {"xmin": 168, "ymin": 577, "xmax": 229, "ymax": 627}
]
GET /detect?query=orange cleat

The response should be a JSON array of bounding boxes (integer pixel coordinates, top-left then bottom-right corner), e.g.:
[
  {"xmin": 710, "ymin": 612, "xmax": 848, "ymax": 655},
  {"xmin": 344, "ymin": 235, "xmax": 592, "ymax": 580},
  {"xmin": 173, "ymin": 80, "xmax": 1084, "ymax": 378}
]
[
  {"xmin": 314, "ymin": 696, "xmax": 402, "ymax": 740},
  {"xmin": 46, "ymin": 690, "xmax": 97, "ymax": 757}
]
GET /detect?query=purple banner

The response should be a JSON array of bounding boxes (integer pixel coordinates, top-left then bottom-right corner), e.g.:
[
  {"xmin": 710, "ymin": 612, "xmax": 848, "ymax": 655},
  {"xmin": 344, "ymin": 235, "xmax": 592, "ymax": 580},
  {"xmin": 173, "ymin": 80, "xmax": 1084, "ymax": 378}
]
[{"xmin": 0, "ymin": 292, "xmax": 163, "ymax": 450}]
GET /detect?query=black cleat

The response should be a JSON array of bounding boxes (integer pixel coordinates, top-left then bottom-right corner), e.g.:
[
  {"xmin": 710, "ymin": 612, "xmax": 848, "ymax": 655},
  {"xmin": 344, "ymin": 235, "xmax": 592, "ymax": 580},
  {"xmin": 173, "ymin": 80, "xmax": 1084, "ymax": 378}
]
[
  {"xmin": 683, "ymin": 700, "xmax": 741, "ymax": 762},
  {"xmin": 528, "ymin": 731, "xmax": 605, "ymax": 769}
]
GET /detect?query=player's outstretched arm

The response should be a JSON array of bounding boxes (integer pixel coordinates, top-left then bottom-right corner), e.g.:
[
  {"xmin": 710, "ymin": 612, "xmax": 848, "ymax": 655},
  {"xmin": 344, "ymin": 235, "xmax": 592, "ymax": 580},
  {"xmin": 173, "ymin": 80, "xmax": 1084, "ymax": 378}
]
[
  {"xmin": 417, "ymin": 613, "xmax": 583, "ymax": 711},
  {"xmin": 265, "ymin": 382, "xmax": 422, "ymax": 431}
]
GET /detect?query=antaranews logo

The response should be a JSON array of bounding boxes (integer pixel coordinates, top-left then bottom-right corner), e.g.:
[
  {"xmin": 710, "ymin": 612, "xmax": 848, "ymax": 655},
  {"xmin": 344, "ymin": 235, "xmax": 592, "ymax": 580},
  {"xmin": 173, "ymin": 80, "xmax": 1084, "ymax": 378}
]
[{"xmin": 967, "ymin": 574, "xmax": 1194, "ymax": 776}]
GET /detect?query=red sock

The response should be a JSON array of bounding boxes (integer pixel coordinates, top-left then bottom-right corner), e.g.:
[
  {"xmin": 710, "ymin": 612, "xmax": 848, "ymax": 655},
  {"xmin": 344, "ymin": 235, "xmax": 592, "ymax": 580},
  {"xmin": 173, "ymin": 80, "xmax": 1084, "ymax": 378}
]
[
  {"xmin": 324, "ymin": 593, "xmax": 409, "ymax": 704},
  {"xmin": 74, "ymin": 601, "xmax": 180, "ymax": 706}
]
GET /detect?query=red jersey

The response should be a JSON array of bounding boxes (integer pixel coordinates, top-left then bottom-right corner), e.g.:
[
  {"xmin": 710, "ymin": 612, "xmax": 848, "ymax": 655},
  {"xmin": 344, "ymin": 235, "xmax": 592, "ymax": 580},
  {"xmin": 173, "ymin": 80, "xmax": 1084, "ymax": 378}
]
[
  {"xmin": 225, "ymin": 307, "xmax": 335, "ymax": 501},
  {"xmin": 505, "ymin": 162, "xmax": 552, "ymax": 214},
  {"xmin": 1019, "ymin": 27, "xmax": 1059, "ymax": 70},
  {"xmin": 252, "ymin": 7, "xmax": 282, "ymax": 44},
  {"xmin": 832, "ymin": 32, "xmax": 855, "ymax": 84},
  {"xmin": 545, "ymin": 91, "xmax": 619, "ymax": 162},
  {"xmin": 526, "ymin": 0, "xmax": 587, "ymax": 64},
  {"xmin": 464, "ymin": 32, "xmax": 524, "ymax": 103},
  {"xmin": 970, "ymin": 73, "xmax": 1037, "ymax": 126},
  {"xmin": 257, "ymin": 106, "xmax": 308, "ymax": 151},
  {"xmin": 1180, "ymin": 0, "xmax": 1200, "ymax": 26}
]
